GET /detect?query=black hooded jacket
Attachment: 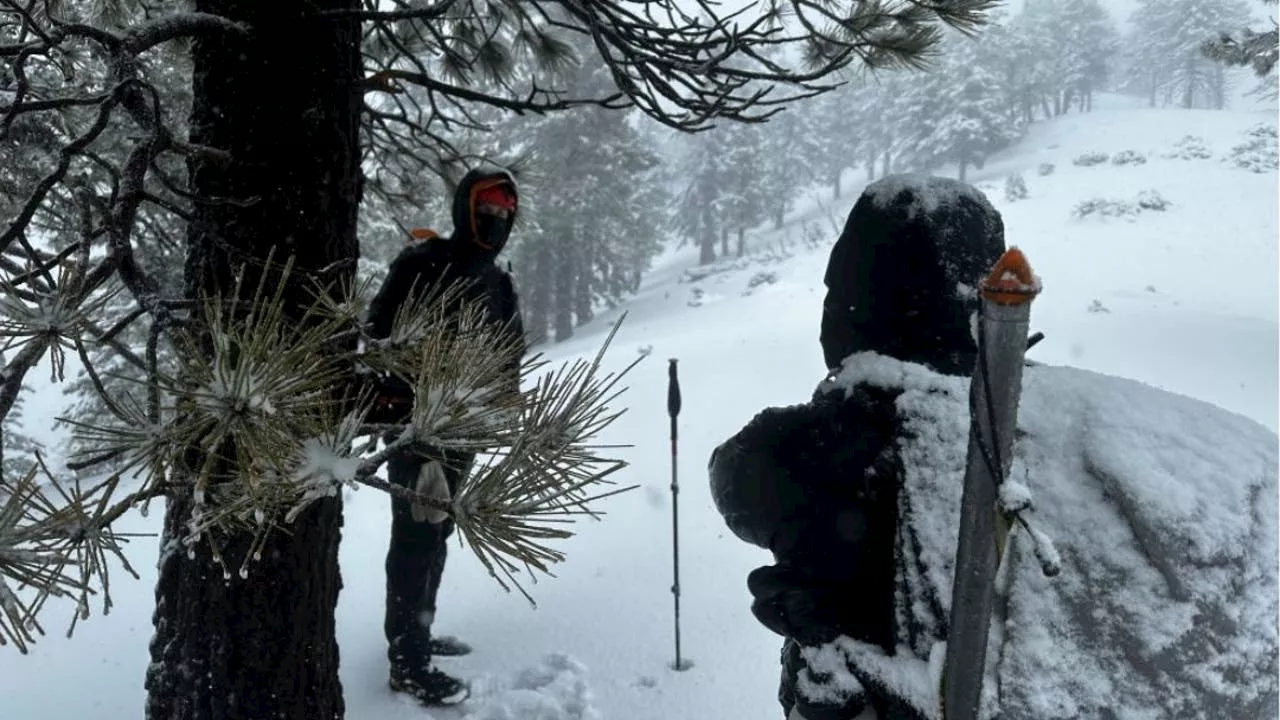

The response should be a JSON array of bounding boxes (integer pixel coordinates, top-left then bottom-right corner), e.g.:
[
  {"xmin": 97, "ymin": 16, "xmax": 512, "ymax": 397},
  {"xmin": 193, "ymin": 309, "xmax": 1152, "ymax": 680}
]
[
  {"xmin": 367, "ymin": 168, "xmax": 526, "ymax": 384},
  {"xmin": 708, "ymin": 176, "xmax": 1006, "ymax": 719}
]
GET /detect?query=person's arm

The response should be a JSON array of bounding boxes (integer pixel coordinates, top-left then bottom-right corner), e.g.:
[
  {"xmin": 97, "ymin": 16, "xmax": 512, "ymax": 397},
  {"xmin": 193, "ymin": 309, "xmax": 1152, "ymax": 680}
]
[
  {"xmin": 367, "ymin": 249, "xmax": 417, "ymax": 340},
  {"xmin": 708, "ymin": 405, "xmax": 812, "ymax": 553},
  {"xmin": 497, "ymin": 269, "xmax": 526, "ymax": 390}
]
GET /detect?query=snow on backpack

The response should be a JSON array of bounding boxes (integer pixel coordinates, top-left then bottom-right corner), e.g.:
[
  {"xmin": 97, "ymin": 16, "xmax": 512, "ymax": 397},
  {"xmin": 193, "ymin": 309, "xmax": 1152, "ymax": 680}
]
[{"xmin": 802, "ymin": 352, "xmax": 1278, "ymax": 720}]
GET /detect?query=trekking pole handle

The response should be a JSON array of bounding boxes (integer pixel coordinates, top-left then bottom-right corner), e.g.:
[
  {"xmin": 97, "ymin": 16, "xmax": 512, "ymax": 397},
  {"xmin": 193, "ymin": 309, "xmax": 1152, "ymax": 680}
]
[{"xmin": 668, "ymin": 359, "xmax": 682, "ymax": 419}]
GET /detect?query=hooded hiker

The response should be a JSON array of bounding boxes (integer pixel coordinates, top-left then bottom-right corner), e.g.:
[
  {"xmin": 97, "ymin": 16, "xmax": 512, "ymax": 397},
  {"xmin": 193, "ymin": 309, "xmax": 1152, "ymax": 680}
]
[
  {"xmin": 708, "ymin": 175, "xmax": 1278, "ymax": 720},
  {"xmin": 366, "ymin": 167, "xmax": 526, "ymax": 707}
]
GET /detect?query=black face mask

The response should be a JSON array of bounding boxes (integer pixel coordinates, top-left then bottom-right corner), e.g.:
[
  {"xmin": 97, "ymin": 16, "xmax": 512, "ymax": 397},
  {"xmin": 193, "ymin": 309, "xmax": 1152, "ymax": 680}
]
[{"xmin": 475, "ymin": 212, "xmax": 512, "ymax": 254}]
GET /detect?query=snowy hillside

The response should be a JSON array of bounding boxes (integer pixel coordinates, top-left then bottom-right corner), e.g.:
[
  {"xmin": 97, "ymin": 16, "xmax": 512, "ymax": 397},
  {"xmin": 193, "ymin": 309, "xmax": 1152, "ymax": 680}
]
[{"xmin": 2, "ymin": 100, "xmax": 1276, "ymax": 720}]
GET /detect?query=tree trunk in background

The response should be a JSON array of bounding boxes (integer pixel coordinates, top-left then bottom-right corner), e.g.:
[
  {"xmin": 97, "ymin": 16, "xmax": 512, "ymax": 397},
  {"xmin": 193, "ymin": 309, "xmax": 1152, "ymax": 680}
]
[
  {"xmin": 146, "ymin": 2, "xmax": 361, "ymax": 719},
  {"xmin": 1182, "ymin": 58, "xmax": 1196, "ymax": 109},
  {"xmin": 574, "ymin": 234, "xmax": 594, "ymax": 325},
  {"xmin": 736, "ymin": 227, "xmax": 745, "ymax": 258},
  {"xmin": 553, "ymin": 231, "xmax": 574, "ymax": 341},
  {"xmin": 698, "ymin": 202, "xmax": 716, "ymax": 265},
  {"xmin": 524, "ymin": 239, "xmax": 552, "ymax": 345},
  {"xmin": 1211, "ymin": 64, "xmax": 1226, "ymax": 110}
]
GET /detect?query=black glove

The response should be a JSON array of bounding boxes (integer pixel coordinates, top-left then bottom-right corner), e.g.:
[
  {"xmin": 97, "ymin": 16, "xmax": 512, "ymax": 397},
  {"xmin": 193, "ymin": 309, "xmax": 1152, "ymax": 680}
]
[
  {"xmin": 366, "ymin": 373, "xmax": 413, "ymax": 425},
  {"xmin": 748, "ymin": 564, "xmax": 842, "ymax": 646},
  {"xmin": 780, "ymin": 638, "xmax": 873, "ymax": 720}
]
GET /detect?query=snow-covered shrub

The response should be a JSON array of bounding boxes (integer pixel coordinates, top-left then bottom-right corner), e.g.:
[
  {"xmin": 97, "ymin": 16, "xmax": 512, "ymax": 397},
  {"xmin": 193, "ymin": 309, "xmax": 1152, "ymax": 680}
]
[
  {"xmin": 743, "ymin": 271, "xmax": 779, "ymax": 295},
  {"xmin": 1073, "ymin": 189, "xmax": 1170, "ymax": 220},
  {"xmin": 1164, "ymin": 135, "xmax": 1212, "ymax": 160},
  {"xmin": 801, "ymin": 221, "xmax": 827, "ymax": 250},
  {"xmin": 1073, "ymin": 151, "xmax": 1109, "ymax": 167},
  {"xmin": 1135, "ymin": 190, "xmax": 1170, "ymax": 211},
  {"xmin": 1225, "ymin": 124, "xmax": 1278, "ymax": 173},
  {"xmin": 1072, "ymin": 198, "xmax": 1138, "ymax": 219},
  {"xmin": 1037, "ymin": 162, "xmax": 1055, "ymax": 177},
  {"xmin": 1110, "ymin": 150, "xmax": 1147, "ymax": 166},
  {"xmin": 1004, "ymin": 172, "xmax": 1028, "ymax": 202}
]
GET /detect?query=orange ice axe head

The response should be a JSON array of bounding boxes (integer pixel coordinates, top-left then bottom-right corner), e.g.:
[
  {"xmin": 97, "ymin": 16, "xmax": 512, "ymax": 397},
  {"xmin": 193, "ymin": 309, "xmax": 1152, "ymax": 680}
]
[{"xmin": 980, "ymin": 246, "xmax": 1041, "ymax": 306}]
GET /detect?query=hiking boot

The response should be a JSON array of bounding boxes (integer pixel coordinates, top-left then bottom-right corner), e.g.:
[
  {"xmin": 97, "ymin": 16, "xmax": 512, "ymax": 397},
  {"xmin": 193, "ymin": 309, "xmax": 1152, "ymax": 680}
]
[
  {"xmin": 389, "ymin": 662, "xmax": 470, "ymax": 706},
  {"xmin": 429, "ymin": 635, "xmax": 473, "ymax": 657}
]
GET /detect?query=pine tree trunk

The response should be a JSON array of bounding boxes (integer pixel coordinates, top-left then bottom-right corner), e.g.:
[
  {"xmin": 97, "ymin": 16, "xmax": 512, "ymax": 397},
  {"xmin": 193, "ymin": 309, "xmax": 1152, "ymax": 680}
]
[
  {"xmin": 573, "ymin": 235, "xmax": 593, "ymax": 325},
  {"xmin": 553, "ymin": 233, "xmax": 574, "ymax": 341},
  {"xmin": 525, "ymin": 240, "xmax": 551, "ymax": 346},
  {"xmin": 1040, "ymin": 96, "xmax": 1053, "ymax": 119},
  {"xmin": 958, "ymin": 158, "xmax": 968, "ymax": 183},
  {"xmin": 1212, "ymin": 64, "xmax": 1226, "ymax": 110},
  {"xmin": 833, "ymin": 169, "xmax": 842, "ymax": 198},
  {"xmin": 882, "ymin": 151, "xmax": 891, "ymax": 178},
  {"xmin": 698, "ymin": 202, "xmax": 716, "ymax": 265},
  {"xmin": 773, "ymin": 203, "xmax": 785, "ymax": 230},
  {"xmin": 719, "ymin": 225, "xmax": 729, "ymax": 257},
  {"xmin": 147, "ymin": 2, "xmax": 361, "ymax": 719},
  {"xmin": 736, "ymin": 227, "xmax": 745, "ymax": 258},
  {"xmin": 865, "ymin": 148, "xmax": 877, "ymax": 181},
  {"xmin": 1182, "ymin": 58, "xmax": 1196, "ymax": 109}
]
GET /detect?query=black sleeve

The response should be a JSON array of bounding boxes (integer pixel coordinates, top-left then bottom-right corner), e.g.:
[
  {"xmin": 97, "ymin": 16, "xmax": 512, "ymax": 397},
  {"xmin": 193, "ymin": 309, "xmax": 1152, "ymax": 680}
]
[
  {"xmin": 367, "ymin": 250, "xmax": 416, "ymax": 340},
  {"xmin": 498, "ymin": 270, "xmax": 526, "ymax": 381},
  {"xmin": 707, "ymin": 405, "xmax": 815, "ymax": 553}
]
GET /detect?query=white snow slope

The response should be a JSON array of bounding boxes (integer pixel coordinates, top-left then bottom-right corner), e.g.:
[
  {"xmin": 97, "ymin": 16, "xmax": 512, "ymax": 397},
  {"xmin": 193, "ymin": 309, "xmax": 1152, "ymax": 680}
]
[{"xmin": 2, "ymin": 97, "xmax": 1277, "ymax": 720}]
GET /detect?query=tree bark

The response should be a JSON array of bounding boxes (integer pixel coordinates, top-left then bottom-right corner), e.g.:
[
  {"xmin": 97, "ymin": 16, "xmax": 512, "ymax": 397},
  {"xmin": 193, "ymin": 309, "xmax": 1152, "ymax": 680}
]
[
  {"xmin": 736, "ymin": 227, "xmax": 745, "ymax": 258},
  {"xmin": 147, "ymin": 2, "xmax": 361, "ymax": 720}
]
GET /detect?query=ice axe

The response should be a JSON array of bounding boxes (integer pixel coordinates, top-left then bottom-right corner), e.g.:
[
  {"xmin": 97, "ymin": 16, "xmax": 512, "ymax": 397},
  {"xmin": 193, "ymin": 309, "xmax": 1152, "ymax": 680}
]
[{"xmin": 941, "ymin": 247, "xmax": 1041, "ymax": 720}]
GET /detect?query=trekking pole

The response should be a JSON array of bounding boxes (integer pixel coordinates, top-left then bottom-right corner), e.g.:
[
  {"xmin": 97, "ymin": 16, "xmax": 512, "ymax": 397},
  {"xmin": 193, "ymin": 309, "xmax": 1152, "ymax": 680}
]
[{"xmin": 667, "ymin": 358, "xmax": 688, "ymax": 671}]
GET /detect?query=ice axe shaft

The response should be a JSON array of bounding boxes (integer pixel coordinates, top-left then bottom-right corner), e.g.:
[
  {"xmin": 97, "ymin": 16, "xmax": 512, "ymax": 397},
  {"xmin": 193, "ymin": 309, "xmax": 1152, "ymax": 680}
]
[
  {"xmin": 942, "ymin": 248, "xmax": 1040, "ymax": 720},
  {"xmin": 667, "ymin": 358, "xmax": 686, "ymax": 671}
]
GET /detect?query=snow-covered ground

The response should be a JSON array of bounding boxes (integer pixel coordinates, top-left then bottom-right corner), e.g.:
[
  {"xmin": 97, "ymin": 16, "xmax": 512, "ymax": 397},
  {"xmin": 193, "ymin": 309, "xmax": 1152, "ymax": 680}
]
[{"xmin": 3, "ymin": 97, "xmax": 1276, "ymax": 719}]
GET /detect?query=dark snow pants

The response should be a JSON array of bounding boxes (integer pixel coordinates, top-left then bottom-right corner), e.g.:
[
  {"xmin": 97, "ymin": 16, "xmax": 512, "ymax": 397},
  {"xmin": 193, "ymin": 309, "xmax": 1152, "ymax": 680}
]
[{"xmin": 383, "ymin": 446, "xmax": 472, "ymax": 665}]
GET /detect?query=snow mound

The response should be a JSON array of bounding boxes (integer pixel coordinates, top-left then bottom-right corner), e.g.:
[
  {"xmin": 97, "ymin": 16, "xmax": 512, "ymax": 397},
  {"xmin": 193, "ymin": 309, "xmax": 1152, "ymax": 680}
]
[
  {"xmin": 813, "ymin": 352, "xmax": 1279, "ymax": 719},
  {"xmin": 461, "ymin": 654, "xmax": 599, "ymax": 720}
]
